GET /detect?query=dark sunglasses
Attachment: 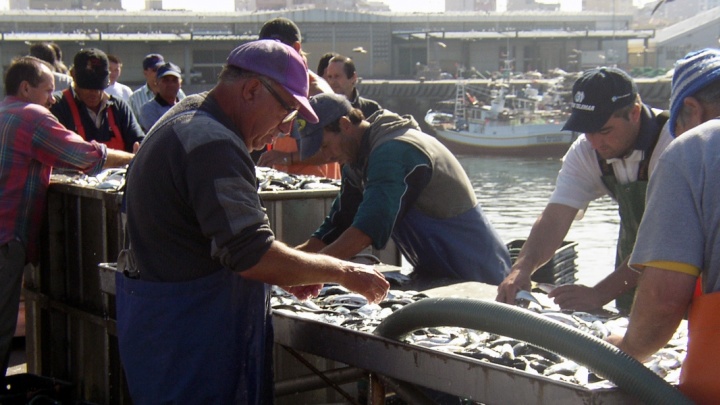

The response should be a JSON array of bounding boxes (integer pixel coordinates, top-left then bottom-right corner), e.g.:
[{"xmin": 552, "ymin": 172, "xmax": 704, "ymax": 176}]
[{"xmin": 257, "ymin": 77, "xmax": 298, "ymax": 124}]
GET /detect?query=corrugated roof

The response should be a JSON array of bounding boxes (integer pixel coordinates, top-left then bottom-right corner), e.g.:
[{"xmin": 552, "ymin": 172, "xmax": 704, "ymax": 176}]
[
  {"xmin": 0, "ymin": 7, "xmax": 633, "ymax": 25},
  {"xmin": 0, "ymin": 32, "xmax": 255, "ymax": 42},
  {"xmin": 394, "ymin": 29, "xmax": 655, "ymax": 41}
]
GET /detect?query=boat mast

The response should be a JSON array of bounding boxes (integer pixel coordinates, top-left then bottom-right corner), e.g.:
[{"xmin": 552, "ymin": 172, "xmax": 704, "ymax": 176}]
[{"xmin": 454, "ymin": 81, "xmax": 467, "ymax": 128}]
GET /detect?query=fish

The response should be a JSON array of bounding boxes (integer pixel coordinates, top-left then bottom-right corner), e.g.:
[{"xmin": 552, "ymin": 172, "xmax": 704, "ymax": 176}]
[
  {"xmin": 270, "ymin": 284, "xmax": 688, "ymax": 388},
  {"xmin": 255, "ymin": 167, "xmax": 341, "ymax": 192}
]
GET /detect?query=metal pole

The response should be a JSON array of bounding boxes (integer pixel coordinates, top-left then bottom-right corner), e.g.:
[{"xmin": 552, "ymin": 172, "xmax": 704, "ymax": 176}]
[
  {"xmin": 376, "ymin": 375, "xmax": 437, "ymax": 405},
  {"xmin": 275, "ymin": 365, "xmax": 367, "ymax": 397},
  {"xmin": 369, "ymin": 24, "xmax": 374, "ymax": 77},
  {"xmin": 279, "ymin": 346, "xmax": 362, "ymax": 405}
]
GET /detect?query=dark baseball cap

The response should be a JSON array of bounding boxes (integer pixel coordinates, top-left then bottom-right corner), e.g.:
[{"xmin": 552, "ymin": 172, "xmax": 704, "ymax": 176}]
[
  {"xmin": 226, "ymin": 40, "xmax": 317, "ymax": 124},
  {"xmin": 259, "ymin": 17, "xmax": 301, "ymax": 46},
  {"xmin": 562, "ymin": 67, "xmax": 638, "ymax": 134},
  {"xmin": 72, "ymin": 48, "xmax": 110, "ymax": 90},
  {"xmin": 296, "ymin": 93, "xmax": 352, "ymax": 160},
  {"xmin": 157, "ymin": 62, "xmax": 181, "ymax": 79},
  {"xmin": 142, "ymin": 53, "xmax": 165, "ymax": 70}
]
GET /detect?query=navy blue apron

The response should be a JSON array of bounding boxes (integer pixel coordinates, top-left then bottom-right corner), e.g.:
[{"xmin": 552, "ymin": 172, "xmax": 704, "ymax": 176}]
[
  {"xmin": 392, "ymin": 204, "xmax": 510, "ymax": 286},
  {"xmin": 116, "ymin": 268, "xmax": 274, "ymax": 404}
]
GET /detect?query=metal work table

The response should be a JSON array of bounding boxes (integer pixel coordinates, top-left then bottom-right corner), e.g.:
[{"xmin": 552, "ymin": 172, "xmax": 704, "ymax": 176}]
[
  {"xmin": 272, "ymin": 281, "xmax": 643, "ymax": 405},
  {"xmin": 26, "ymin": 178, "xmax": 648, "ymax": 404}
]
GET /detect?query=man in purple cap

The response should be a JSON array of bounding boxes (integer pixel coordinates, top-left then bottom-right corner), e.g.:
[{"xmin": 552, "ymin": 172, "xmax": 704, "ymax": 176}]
[
  {"xmin": 117, "ymin": 40, "xmax": 388, "ymax": 404},
  {"xmin": 138, "ymin": 61, "xmax": 182, "ymax": 130},
  {"xmin": 497, "ymin": 67, "xmax": 673, "ymax": 314},
  {"xmin": 128, "ymin": 53, "xmax": 185, "ymax": 121}
]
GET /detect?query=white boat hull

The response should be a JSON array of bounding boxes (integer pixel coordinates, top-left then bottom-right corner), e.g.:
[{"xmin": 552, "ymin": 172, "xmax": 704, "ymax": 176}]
[
  {"xmin": 433, "ymin": 123, "xmax": 576, "ymax": 156},
  {"xmin": 426, "ymin": 79, "xmax": 576, "ymax": 156}
]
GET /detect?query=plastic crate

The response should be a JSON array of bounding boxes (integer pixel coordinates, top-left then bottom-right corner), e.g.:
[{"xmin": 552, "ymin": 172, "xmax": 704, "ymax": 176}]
[{"xmin": 506, "ymin": 239, "xmax": 579, "ymax": 285}]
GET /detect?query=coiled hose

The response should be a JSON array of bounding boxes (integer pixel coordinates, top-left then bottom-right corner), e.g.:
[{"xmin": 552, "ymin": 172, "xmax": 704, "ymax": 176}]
[{"xmin": 374, "ymin": 297, "xmax": 693, "ymax": 405}]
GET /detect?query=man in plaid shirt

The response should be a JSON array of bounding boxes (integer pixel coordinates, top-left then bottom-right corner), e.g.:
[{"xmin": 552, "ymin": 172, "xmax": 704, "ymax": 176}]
[{"xmin": 0, "ymin": 56, "xmax": 134, "ymax": 385}]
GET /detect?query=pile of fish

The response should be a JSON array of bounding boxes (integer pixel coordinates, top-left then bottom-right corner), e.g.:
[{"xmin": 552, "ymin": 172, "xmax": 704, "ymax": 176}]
[
  {"xmin": 51, "ymin": 168, "xmax": 128, "ymax": 191},
  {"xmin": 256, "ymin": 167, "xmax": 340, "ymax": 191},
  {"xmin": 271, "ymin": 285, "xmax": 687, "ymax": 390},
  {"xmin": 272, "ymin": 285, "xmax": 427, "ymax": 334},
  {"xmin": 50, "ymin": 166, "xmax": 340, "ymax": 192}
]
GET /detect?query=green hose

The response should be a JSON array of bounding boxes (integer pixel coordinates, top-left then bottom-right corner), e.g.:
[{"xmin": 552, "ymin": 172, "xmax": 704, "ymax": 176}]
[{"xmin": 374, "ymin": 297, "xmax": 693, "ymax": 405}]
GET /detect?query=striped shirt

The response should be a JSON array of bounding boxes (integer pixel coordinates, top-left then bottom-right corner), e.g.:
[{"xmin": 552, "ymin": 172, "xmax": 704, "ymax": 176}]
[{"xmin": 0, "ymin": 96, "xmax": 107, "ymax": 262}]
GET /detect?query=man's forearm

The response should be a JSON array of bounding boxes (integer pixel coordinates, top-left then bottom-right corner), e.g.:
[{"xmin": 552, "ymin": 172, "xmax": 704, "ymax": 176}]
[
  {"xmin": 295, "ymin": 151, "xmax": 329, "ymax": 166},
  {"xmin": 104, "ymin": 149, "xmax": 134, "ymax": 168},
  {"xmin": 513, "ymin": 203, "xmax": 577, "ymax": 274},
  {"xmin": 617, "ymin": 267, "xmax": 694, "ymax": 361},
  {"xmin": 320, "ymin": 226, "xmax": 372, "ymax": 260},
  {"xmin": 295, "ymin": 237, "xmax": 326, "ymax": 253},
  {"xmin": 241, "ymin": 241, "xmax": 389, "ymax": 305},
  {"xmin": 243, "ymin": 241, "xmax": 345, "ymax": 286},
  {"xmin": 591, "ymin": 258, "xmax": 640, "ymax": 306}
]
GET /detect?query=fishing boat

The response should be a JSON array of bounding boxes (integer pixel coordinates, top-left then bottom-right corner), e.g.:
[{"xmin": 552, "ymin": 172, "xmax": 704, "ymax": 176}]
[{"xmin": 425, "ymin": 79, "xmax": 577, "ymax": 156}]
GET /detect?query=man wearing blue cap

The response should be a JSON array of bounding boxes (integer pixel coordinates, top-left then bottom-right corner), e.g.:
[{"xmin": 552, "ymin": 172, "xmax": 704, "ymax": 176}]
[
  {"xmin": 497, "ymin": 67, "xmax": 673, "ymax": 314},
  {"xmin": 128, "ymin": 53, "xmax": 186, "ymax": 121},
  {"xmin": 138, "ymin": 61, "xmax": 182, "ymax": 131},
  {"xmin": 116, "ymin": 40, "xmax": 389, "ymax": 404},
  {"xmin": 295, "ymin": 93, "xmax": 511, "ymax": 287},
  {"xmin": 608, "ymin": 48, "xmax": 720, "ymax": 404}
]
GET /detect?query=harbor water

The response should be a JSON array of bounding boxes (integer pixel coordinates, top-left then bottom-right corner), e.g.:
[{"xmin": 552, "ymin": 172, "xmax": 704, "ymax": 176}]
[{"xmin": 457, "ymin": 154, "xmax": 620, "ymax": 288}]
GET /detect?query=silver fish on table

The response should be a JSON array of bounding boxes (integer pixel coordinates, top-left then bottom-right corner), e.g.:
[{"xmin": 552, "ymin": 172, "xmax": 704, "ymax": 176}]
[{"xmin": 270, "ymin": 285, "xmax": 688, "ymax": 388}]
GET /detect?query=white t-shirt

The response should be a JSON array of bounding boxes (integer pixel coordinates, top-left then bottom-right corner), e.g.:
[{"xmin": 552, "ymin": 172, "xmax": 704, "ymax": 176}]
[
  {"xmin": 549, "ymin": 120, "xmax": 673, "ymax": 218},
  {"xmin": 106, "ymin": 82, "xmax": 133, "ymax": 103}
]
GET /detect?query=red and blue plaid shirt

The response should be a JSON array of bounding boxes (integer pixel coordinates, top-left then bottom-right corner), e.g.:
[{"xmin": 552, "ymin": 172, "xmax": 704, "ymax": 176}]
[{"xmin": 0, "ymin": 96, "xmax": 107, "ymax": 263}]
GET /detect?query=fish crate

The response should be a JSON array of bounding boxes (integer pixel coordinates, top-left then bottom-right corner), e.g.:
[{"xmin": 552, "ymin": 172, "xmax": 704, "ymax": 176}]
[
  {"xmin": 507, "ymin": 239, "xmax": 579, "ymax": 285},
  {"xmin": 24, "ymin": 181, "xmax": 129, "ymax": 404}
]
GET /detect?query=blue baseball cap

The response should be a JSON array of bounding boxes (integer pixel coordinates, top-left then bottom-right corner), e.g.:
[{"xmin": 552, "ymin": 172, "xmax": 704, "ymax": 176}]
[
  {"xmin": 142, "ymin": 53, "xmax": 164, "ymax": 70},
  {"xmin": 296, "ymin": 93, "xmax": 352, "ymax": 160},
  {"xmin": 156, "ymin": 62, "xmax": 181, "ymax": 79}
]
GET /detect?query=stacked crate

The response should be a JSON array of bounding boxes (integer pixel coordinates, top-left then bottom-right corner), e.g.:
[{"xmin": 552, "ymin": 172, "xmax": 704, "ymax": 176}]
[{"xmin": 506, "ymin": 239, "xmax": 579, "ymax": 285}]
